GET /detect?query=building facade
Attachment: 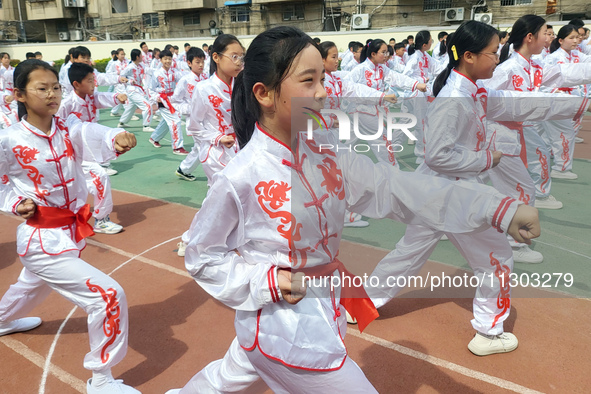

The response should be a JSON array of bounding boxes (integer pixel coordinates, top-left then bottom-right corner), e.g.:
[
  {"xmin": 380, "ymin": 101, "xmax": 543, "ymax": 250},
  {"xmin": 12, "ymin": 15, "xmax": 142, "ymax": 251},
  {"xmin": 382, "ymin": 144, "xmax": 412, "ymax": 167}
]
[{"xmin": 7, "ymin": 0, "xmax": 591, "ymax": 43}]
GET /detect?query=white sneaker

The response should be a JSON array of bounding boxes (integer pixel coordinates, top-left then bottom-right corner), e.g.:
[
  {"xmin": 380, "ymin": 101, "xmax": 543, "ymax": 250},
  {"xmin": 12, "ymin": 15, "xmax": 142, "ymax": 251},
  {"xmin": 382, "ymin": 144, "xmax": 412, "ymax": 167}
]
[
  {"xmin": 344, "ymin": 219, "xmax": 369, "ymax": 228},
  {"xmin": 345, "ymin": 310, "xmax": 357, "ymax": 324},
  {"xmin": 551, "ymin": 169, "xmax": 578, "ymax": 180},
  {"xmin": 177, "ymin": 241, "xmax": 187, "ymax": 257},
  {"xmin": 142, "ymin": 126, "xmax": 155, "ymax": 132},
  {"xmin": 87, "ymin": 378, "xmax": 141, "ymax": 394},
  {"xmin": 575, "ymin": 136, "xmax": 584, "ymax": 143},
  {"xmin": 468, "ymin": 332, "xmax": 518, "ymax": 356},
  {"xmin": 440, "ymin": 234, "xmax": 449, "ymax": 241},
  {"xmin": 534, "ymin": 195, "xmax": 563, "ymax": 210},
  {"xmin": 94, "ymin": 216, "xmax": 123, "ymax": 234},
  {"xmin": 153, "ymin": 115, "xmax": 161, "ymax": 121},
  {"xmin": 0, "ymin": 317, "xmax": 42, "ymax": 336},
  {"xmin": 102, "ymin": 166, "xmax": 118, "ymax": 176},
  {"xmin": 131, "ymin": 115, "xmax": 140, "ymax": 121},
  {"xmin": 117, "ymin": 122, "xmax": 129, "ymax": 128},
  {"xmin": 407, "ymin": 137, "xmax": 416, "ymax": 145},
  {"xmin": 512, "ymin": 245, "xmax": 543, "ymax": 264},
  {"xmin": 110, "ymin": 113, "xmax": 121, "ymax": 117}
]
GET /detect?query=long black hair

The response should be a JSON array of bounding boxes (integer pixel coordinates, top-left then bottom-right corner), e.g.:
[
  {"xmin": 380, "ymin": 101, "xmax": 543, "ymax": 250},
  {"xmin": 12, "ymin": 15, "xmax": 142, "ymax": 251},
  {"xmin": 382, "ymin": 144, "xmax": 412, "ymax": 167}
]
[
  {"xmin": 433, "ymin": 21, "xmax": 498, "ymax": 97},
  {"xmin": 231, "ymin": 26, "xmax": 316, "ymax": 148},
  {"xmin": 360, "ymin": 39, "xmax": 386, "ymax": 63},
  {"xmin": 408, "ymin": 30, "xmax": 431, "ymax": 56},
  {"xmin": 500, "ymin": 15, "xmax": 546, "ymax": 63},
  {"xmin": 550, "ymin": 24, "xmax": 578, "ymax": 53},
  {"xmin": 209, "ymin": 34, "xmax": 242, "ymax": 76},
  {"xmin": 14, "ymin": 59, "xmax": 60, "ymax": 119},
  {"xmin": 318, "ymin": 41, "xmax": 337, "ymax": 59}
]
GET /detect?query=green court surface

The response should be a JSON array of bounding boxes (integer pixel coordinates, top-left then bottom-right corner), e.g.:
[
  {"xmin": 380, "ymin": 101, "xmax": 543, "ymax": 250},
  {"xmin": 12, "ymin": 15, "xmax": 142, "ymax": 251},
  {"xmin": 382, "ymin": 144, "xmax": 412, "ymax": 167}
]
[{"xmin": 98, "ymin": 108, "xmax": 591, "ymax": 298}]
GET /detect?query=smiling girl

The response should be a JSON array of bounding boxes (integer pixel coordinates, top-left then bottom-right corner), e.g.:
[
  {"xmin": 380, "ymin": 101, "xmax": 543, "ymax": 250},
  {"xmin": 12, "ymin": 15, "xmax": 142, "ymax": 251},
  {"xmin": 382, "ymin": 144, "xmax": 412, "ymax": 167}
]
[{"xmin": 166, "ymin": 26, "xmax": 543, "ymax": 392}]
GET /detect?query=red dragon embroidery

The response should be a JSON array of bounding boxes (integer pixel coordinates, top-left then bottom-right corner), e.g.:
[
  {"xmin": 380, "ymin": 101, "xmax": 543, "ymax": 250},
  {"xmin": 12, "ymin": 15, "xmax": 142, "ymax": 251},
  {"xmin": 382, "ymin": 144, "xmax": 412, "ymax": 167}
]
[
  {"xmin": 516, "ymin": 183, "xmax": 530, "ymax": 205},
  {"xmin": 511, "ymin": 75, "xmax": 524, "ymax": 91},
  {"xmin": 12, "ymin": 145, "xmax": 49, "ymax": 203},
  {"xmin": 490, "ymin": 252, "xmax": 511, "ymax": 328},
  {"xmin": 86, "ymin": 279, "xmax": 121, "ymax": 363},
  {"xmin": 536, "ymin": 147, "xmax": 549, "ymax": 193},
  {"xmin": 90, "ymin": 171, "xmax": 105, "ymax": 201},
  {"xmin": 208, "ymin": 94, "xmax": 229, "ymax": 134}
]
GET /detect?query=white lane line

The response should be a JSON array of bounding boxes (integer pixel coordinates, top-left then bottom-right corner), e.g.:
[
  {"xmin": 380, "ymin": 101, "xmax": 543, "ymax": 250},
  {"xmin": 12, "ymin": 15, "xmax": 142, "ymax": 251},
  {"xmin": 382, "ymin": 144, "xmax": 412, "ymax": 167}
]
[
  {"xmin": 346, "ymin": 328, "xmax": 545, "ymax": 394},
  {"xmin": 0, "ymin": 336, "xmax": 86, "ymax": 393},
  {"xmin": 38, "ymin": 236, "xmax": 180, "ymax": 394}
]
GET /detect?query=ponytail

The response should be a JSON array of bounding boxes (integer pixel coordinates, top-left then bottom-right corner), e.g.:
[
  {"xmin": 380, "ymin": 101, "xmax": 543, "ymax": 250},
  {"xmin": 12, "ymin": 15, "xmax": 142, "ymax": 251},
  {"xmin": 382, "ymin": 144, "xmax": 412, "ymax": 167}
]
[
  {"xmin": 499, "ymin": 14, "xmax": 546, "ymax": 63},
  {"xmin": 433, "ymin": 21, "xmax": 498, "ymax": 97},
  {"xmin": 232, "ymin": 70, "xmax": 257, "ymax": 148},
  {"xmin": 360, "ymin": 39, "xmax": 385, "ymax": 63},
  {"xmin": 408, "ymin": 30, "xmax": 431, "ymax": 57}
]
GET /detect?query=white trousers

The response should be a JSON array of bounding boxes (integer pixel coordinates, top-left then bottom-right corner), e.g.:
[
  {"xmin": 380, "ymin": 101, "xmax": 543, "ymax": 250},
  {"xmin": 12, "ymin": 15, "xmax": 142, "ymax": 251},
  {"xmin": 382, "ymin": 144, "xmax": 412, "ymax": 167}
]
[
  {"xmin": 368, "ymin": 224, "xmax": 514, "ymax": 336},
  {"xmin": 179, "ymin": 337, "xmax": 377, "ymax": 393},
  {"xmin": 0, "ymin": 250, "xmax": 129, "ymax": 371},
  {"xmin": 82, "ymin": 161, "xmax": 113, "ymax": 220},
  {"xmin": 120, "ymin": 90, "xmax": 153, "ymax": 127},
  {"xmin": 151, "ymin": 108, "xmax": 184, "ymax": 150},
  {"xmin": 523, "ymin": 122, "xmax": 553, "ymax": 198},
  {"xmin": 179, "ymin": 134, "xmax": 201, "ymax": 174},
  {"xmin": 545, "ymin": 118, "xmax": 578, "ymax": 172}
]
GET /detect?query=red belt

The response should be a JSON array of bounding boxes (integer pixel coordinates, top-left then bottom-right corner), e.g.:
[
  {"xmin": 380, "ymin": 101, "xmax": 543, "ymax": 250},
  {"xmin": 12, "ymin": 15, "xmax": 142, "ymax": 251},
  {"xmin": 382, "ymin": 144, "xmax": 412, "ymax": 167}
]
[
  {"xmin": 26, "ymin": 204, "xmax": 94, "ymax": 242},
  {"xmin": 295, "ymin": 259, "xmax": 379, "ymax": 332},
  {"xmin": 160, "ymin": 92, "xmax": 176, "ymax": 114}
]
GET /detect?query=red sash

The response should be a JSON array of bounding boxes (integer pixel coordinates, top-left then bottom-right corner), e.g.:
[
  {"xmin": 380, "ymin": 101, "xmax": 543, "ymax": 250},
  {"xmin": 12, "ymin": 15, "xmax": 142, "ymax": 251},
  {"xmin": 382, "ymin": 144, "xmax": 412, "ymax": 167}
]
[
  {"xmin": 27, "ymin": 204, "xmax": 94, "ymax": 242},
  {"xmin": 160, "ymin": 92, "xmax": 176, "ymax": 114},
  {"xmin": 295, "ymin": 259, "xmax": 379, "ymax": 332}
]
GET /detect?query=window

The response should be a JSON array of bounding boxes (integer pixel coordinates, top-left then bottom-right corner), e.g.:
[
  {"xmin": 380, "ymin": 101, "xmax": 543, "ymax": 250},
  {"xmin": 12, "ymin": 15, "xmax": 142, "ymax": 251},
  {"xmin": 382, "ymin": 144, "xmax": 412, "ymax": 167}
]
[
  {"xmin": 423, "ymin": 0, "xmax": 452, "ymax": 11},
  {"xmin": 112, "ymin": 0, "xmax": 128, "ymax": 13},
  {"xmin": 283, "ymin": 4, "xmax": 305, "ymax": 21},
  {"xmin": 500, "ymin": 0, "xmax": 531, "ymax": 6},
  {"xmin": 230, "ymin": 6, "xmax": 250, "ymax": 23},
  {"xmin": 184, "ymin": 12, "xmax": 201, "ymax": 26},
  {"xmin": 143, "ymin": 13, "xmax": 159, "ymax": 28}
]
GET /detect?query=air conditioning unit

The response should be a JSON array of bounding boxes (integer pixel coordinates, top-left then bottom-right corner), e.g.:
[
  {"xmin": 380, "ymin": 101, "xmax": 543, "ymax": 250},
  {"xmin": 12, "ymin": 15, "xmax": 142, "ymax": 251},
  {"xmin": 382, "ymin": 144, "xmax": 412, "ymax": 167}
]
[
  {"xmin": 64, "ymin": 0, "xmax": 86, "ymax": 7},
  {"xmin": 352, "ymin": 14, "xmax": 370, "ymax": 29},
  {"xmin": 58, "ymin": 31, "xmax": 70, "ymax": 41},
  {"xmin": 444, "ymin": 8, "xmax": 465, "ymax": 22},
  {"xmin": 474, "ymin": 12, "xmax": 493, "ymax": 24},
  {"xmin": 69, "ymin": 30, "xmax": 83, "ymax": 41}
]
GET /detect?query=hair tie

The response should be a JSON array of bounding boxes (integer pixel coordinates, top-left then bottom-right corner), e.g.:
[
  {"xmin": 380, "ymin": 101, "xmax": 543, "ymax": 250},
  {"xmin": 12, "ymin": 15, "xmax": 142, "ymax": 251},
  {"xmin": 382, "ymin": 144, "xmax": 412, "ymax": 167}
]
[{"xmin": 451, "ymin": 45, "xmax": 459, "ymax": 61}]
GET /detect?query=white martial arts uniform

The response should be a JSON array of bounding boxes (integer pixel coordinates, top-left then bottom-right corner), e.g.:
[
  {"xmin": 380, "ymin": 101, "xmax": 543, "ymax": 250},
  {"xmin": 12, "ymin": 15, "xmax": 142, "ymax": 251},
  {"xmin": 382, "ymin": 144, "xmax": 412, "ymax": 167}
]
[
  {"xmin": 174, "ymin": 71, "xmax": 209, "ymax": 175},
  {"xmin": 149, "ymin": 67, "xmax": 184, "ymax": 150},
  {"xmin": 177, "ymin": 123, "xmax": 527, "ymax": 393},
  {"xmin": 106, "ymin": 60, "xmax": 129, "ymax": 116},
  {"xmin": 57, "ymin": 91, "xmax": 123, "ymax": 221},
  {"xmin": 119, "ymin": 62, "xmax": 154, "ymax": 127},
  {"xmin": 0, "ymin": 116, "xmax": 130, "ymax": 372},
  {"xmin": 187, "ymin": 72, "xmax": 238, "ymax": 185}
]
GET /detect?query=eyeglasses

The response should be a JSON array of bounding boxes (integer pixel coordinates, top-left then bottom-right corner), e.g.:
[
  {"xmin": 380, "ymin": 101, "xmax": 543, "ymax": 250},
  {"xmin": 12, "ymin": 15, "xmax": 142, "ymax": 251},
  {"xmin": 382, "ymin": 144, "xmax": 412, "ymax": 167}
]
[
  {"xmin": 25, "ymin": 84, "xmax": 63, "ymax": 98},
  {"xmin": 478, "ymin": 51, "xmax": 500, "ymax": 60},
  {"xmin": 220, "ymin": 52, "xmax": 245, "ymax": 64}
]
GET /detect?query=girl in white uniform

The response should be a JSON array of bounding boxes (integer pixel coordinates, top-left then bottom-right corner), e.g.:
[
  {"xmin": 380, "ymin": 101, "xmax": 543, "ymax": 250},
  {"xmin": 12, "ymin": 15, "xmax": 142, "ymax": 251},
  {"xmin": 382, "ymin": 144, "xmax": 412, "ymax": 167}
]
[
  {"xmin": 543, "ymin": 24, "xmax": 591, "ymax": 179},
  {"xmin": 345, "ymin": 39, "xmax": 426, "ymax": 167},
  {"xmin": 186, "ymin": 34, "xmax": 244, "ymax": 186},
  {"xmin": 106, "ymin": 48, "xmax": 128, "ymax": 117},
  {"xmin": 0, "ymin": 60, "xmax": 140, "ymax": 394},
  {"xmin": 367, "ymin": 21, "xmax": 591, "ymax": 357},
  {"xmin": 403, "ymin": 30, "xmax": 447, "ymax": 163},
  {"xmin": 118, "ymin": 49, "xmax": 155, "ymax": 132},
  {"xmin": 165, "ymin": 26, "xmax": 542, "ymax": 393}
]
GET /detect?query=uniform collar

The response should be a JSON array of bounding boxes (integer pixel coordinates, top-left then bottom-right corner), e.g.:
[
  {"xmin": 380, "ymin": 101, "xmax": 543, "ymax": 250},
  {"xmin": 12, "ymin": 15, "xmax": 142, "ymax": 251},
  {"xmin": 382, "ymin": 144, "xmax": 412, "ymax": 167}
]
[
  {"xmin": 252, "ymin": 122, "xmax": 291, "ymax": 161},
  {"xmin": 449, "ymin": 69, "xmax": 478, "ymax": 97}
]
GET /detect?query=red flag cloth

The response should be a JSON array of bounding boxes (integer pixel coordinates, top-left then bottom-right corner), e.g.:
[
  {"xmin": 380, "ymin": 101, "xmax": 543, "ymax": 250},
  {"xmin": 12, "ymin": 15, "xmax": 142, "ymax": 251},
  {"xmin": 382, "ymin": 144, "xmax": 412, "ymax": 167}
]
[
  {"xmin": 27, "ymin": 204, "xmax": 94, "ymax": 243},
  {"xmin": 295, "ymin": 259, "xmax": 379, "ymax": 332}
]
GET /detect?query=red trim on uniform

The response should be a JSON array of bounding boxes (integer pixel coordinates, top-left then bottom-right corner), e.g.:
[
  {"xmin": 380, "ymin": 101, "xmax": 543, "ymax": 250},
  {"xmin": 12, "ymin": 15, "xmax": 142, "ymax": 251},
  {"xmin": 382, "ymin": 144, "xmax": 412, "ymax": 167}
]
[
  {"xmin": 256, "ymin": 122, "xmax": 290, "ymax": 151},
  {"xmin": 496, "ymin": 198, "xmax": 516, "ymax": 232},
  {"xmin": 12, "ymin": 196, "xmax": 24, "ymax": 216},
  {"xmin": 452, "ymin": 69, "xmax": 478, "ymax": 87},
  {"xmin": 574, "ymin": 97, "xmax": 588, "ymax": 121},
  {"xmin": 267, "ymin": 267, "xmax": 277, "ymax": 303},
  {"xmin": 492, "ymin": 197, "xmax": 511, "ymax": 231}
]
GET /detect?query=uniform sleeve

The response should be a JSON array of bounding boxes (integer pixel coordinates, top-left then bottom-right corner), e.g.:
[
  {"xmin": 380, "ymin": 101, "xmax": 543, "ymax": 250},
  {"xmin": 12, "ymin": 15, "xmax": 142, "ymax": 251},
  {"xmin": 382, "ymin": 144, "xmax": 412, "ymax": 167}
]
[
  {"xmin": 483, "ymin": 67, "xmax": 512, "ymax": 91},
  {"xmin": 0, "ymin": 148, "xmax": 24, "ymax": 215},
  {"xmin": 95, "ymin": 70, "xmax": 119, "ymax": 86},
  {"xmin": 486, "ymin": 89, "xmax": 589, "ymax": 122},
  {"xmin": 338, "ymin": 151, "xmax": 520, "ymax": 234},
  {"xmin": 423, "ymin": 99, "xmax": 492, "ymax": 177},
  {"xmin": 94, "ymin": 91, "xmax": 120, "ymax": 109},
  {"xmin": 184, "ymin": 174, "xmax": 282, "ymax": 311},
  {"xmin": 385, "ymin": 68, "xmax": 420, "ymax": 92},
  {"xmin": 66, "ymin": 115, "xmax": 127, "ymax": 164}
]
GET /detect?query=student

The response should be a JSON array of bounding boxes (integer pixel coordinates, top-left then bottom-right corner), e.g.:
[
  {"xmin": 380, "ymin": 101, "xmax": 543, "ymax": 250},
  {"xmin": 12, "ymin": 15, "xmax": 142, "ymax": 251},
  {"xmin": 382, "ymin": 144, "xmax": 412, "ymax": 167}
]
[
  {"xmin": 148, "ymin": 49, "xmax": 188, "ymax": 154},
  {"xmin": 367, "ymin": 20, "xmax": 591, "ymax": 357},
  {"xmin": 139, "ymin": 41, "xmax": 153, "ymax": 86},
  {"xmin": 165, "ymin": 26, "xmax": 541, "ymax": 393},
  {"xmin": 173, "ymin": 47, "xmax": 209, "ymax": 183},
  {"xmin": 57, "ymin": 62, "xmax": 128, "ymax": 234},
  {"xmin": 118, "ymin": 49, "xmax": 155, "ymax": 132},
  {"xmin": 345, "ymin": 39, "xmax": 426, "ymax": 167},
  {"xmin": 0, "ymin": 59, "xmax": 139, "ymax": 394},
  {"xmin": 389, "ymin": 37, "xmax": 396, "ymax": 46},
  {"xmin": 389, "ymin": 43, "xmax": 407, "ymax": 73},
  {"xmin": 340, "ymin": 41, "xmax": 364, "ymax": 72},
  {"xmin": 185, "ymin": 34, "xmax": 244, "ymax": 184},
  {"xmin": 106, "ymin": 48, "xmax": 128, "ymax": 117},
  {"xmin": 0, "ymin": 52, "xmax": 18, "ymax": 129},
  {"xmin": 542, "ymin": 25, "xmax": 591, "ymax": 178},
  {"xmin": 403, "ymin": 30, "xmax": 446, "ymax": 162},
  {"xmin": 431, "ymin": 31, "xmax": 448, "ymax": 60}
]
